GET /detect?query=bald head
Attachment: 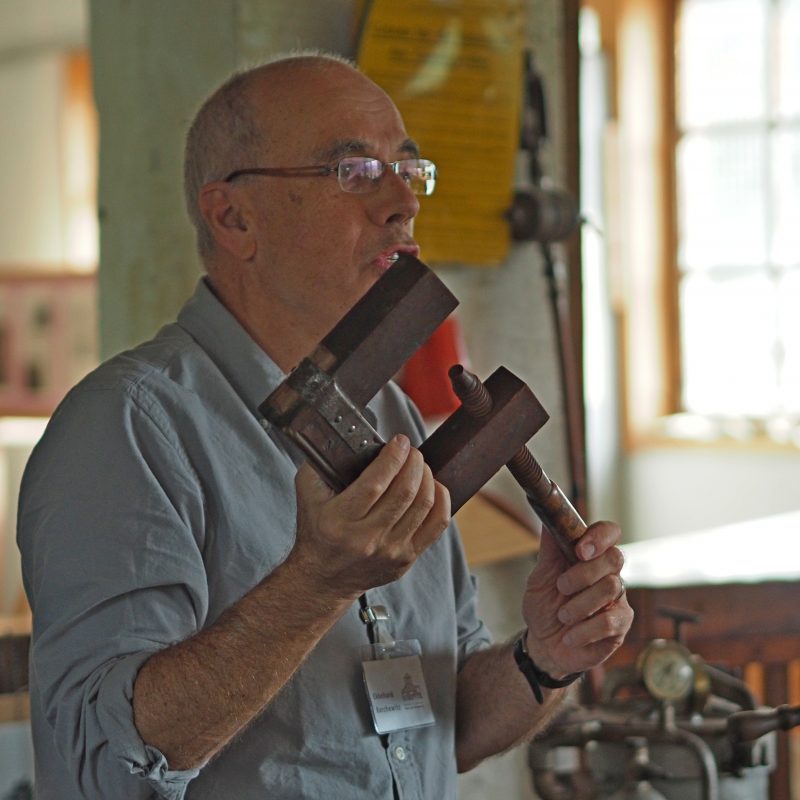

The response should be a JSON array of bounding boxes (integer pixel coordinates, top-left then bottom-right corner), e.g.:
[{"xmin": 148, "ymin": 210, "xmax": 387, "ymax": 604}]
[{"xmin": 183, "ymin": 53, "xmax": 361, "ymax": 259}]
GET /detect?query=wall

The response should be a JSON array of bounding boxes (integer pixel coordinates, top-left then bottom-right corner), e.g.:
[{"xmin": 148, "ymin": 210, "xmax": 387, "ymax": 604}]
[
  {"xmin": 0, "ymin": 56, "xmax": 64, "ymax": 267},
  {"xmin": 0, "ymin": 0, "xmax": 87, "ymax": 271},
  {"xmin": 624, "ymin": 445, "xmax": 800, "ymax": 541}
]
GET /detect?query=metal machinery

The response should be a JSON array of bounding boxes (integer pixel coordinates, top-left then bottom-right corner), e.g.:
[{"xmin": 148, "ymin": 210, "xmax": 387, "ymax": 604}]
[{"xmin": 528, "ymin": 609, "xmax": 800, "ymax": 800}]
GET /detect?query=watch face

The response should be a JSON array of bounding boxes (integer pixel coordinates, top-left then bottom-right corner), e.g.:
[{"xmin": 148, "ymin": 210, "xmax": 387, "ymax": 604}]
[{"xmin": 639, "ymin": 640, "xmax": 695, "ymax": 701}]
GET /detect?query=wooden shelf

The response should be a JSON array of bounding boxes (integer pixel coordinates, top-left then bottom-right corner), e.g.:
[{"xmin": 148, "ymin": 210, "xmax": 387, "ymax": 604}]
[
  {"xmin": 0, "ymin": 615, "xmax": 30, "ymax": 636},
  {"xmin": 0, "ymin": 692, "xmax": 29, "ymax": 723},
  {"xmin": 455, "ymin": 491, "xmax": 540, "ymax": 568}
]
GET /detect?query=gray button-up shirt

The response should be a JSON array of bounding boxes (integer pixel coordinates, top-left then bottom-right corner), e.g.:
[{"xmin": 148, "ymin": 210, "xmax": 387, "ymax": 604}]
[{"xmin": 18, "ymin": 279, "xmax": 491, "ymax": 799}]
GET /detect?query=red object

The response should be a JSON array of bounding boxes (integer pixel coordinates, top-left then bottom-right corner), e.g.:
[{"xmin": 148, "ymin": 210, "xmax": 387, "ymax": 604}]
[{"xmin": 398, "ymin": 315, "xmax": 469, "ymax": 419}]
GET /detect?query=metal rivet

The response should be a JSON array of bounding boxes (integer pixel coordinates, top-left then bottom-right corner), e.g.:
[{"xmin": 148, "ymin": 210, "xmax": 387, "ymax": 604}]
[
  {"xmin": 359, "ymin": 439, "xmax": 369, "ymax": 448},
  {"xmin": 334, "ymin": 415, "xmax": 343, "ymax": 423}
]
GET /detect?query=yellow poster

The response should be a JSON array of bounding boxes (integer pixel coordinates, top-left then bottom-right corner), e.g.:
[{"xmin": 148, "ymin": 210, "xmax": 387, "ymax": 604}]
[{"xmin": 357, "ymin": 0, "xmax": 525, "ymax": 267}]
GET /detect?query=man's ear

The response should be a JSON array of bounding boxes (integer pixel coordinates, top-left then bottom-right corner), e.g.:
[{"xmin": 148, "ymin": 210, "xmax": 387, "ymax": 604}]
[{"xmin": 198, "ymin": 182, "xmax": 257, "ymax": 260}]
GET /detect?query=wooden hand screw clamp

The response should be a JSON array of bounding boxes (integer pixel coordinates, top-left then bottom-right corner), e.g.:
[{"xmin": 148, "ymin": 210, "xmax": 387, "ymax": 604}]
[{"xmin": 260, "ymin": 254, "xmax": 584, "ymax": 561}]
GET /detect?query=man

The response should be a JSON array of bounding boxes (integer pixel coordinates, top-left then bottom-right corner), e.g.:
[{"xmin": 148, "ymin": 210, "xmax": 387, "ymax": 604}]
[{"xmin": 18, "ymin": 53, "xmax": 633, "ymax": 799}]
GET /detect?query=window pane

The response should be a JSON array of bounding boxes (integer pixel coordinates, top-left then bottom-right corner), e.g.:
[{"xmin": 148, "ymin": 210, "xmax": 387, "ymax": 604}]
[
  {"xmin": 677, "ymin": 130, "xmax": 767, "ymax": 268},
  {"xmin": 678, "ymin": 0, "xmax": 766, "ymax": 127},
  {"xmin": 777, "ymin": 0, "xmax": 800, "ymax": 117},
  {"xmin": 777, "ymin": 269, "xmax": 800, "ymax": 412},
  {"xmin": 680, "ymin": 271, "xmax": 778, "ymax": 415},
  {"xmin": 771, "ymin": 128, "xmax": 800, "ymax": 265}
]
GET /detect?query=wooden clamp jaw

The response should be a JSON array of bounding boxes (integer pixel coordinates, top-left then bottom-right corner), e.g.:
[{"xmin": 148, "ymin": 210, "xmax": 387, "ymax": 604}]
[{"xmin": 420, "ymin": 367, "xmax": 548, "ymax": 513}]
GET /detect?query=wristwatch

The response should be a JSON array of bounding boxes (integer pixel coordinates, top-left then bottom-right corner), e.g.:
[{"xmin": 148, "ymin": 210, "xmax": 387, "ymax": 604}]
[{"xmin": 513, "ymin": 631, "xmax": 583, "ymax": 704}]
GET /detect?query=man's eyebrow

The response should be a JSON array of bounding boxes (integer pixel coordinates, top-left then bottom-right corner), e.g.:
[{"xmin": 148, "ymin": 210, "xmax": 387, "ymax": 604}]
[
  {"xmin": 315, "ymin": 139, "xmax": 367, "ymax": 162},
  {"xmin": 315, "ymin": 137, "xmax": 421, "ymax": 162},
  {"xmin": 399, "ymin": 138, "xmax": 421, "ymax": 157}
]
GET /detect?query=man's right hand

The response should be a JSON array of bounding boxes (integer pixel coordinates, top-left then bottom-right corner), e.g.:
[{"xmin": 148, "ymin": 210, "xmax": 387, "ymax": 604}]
[
  {"xmin": 291, "ymin": 434, "xmax": 451, "ymax": 596},
  {"xmin": 133, "ymin": 433, "xmax": 446, "ymax": 771}
]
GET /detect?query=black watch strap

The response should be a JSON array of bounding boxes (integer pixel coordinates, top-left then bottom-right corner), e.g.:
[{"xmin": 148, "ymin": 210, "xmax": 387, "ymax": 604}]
[{"xmin": 512, "ymin": 631, "xmax": 583, "ymax": 704}]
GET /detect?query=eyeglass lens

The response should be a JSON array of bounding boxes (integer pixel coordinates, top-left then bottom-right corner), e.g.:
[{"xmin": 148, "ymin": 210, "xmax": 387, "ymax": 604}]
[{"xmin": 337, "ymin": 157, "xmax": 436, "ymax": 196}]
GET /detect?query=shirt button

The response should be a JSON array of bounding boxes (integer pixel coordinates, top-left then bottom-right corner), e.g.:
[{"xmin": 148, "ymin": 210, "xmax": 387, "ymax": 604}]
[{"xmin": 394, "ymin": 746, "xmax": 407, "ymax": 761}]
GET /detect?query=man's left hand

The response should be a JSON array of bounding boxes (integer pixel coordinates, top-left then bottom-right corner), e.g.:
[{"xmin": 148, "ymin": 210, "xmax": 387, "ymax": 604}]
[{"xmin": 522, "ymin": 522, "xmax": 634, "ymax": 679}]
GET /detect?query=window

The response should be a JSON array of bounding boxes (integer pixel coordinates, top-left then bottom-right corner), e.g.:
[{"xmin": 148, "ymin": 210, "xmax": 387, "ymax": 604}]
[{"xmin": 675, "ymin": 0, "xmax": 800, "ymax": 418}]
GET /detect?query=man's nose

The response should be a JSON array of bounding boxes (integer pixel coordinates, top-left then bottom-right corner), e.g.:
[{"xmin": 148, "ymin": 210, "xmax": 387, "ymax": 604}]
[{"xmin": 369, "ymin": 170, "xmax": 421, "ymax": 226}]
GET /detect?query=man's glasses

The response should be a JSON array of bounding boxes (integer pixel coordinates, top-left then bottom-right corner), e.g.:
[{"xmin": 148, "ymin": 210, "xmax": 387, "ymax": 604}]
[{"xmin": 224, "ymin": 156, "xmax": 437, "ymax": 196}]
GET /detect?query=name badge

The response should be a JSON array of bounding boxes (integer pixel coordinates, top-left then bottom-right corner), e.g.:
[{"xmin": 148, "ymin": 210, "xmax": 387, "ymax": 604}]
[{"xmin": 361, "ymin": 639, "xmax": 435, "ymax": 735}]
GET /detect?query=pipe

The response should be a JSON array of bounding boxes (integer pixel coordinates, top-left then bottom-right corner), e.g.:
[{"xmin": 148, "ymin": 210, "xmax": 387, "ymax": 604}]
[{"xmin": 532, "ymin": 719, "xmax": 719, "ymax": 800}]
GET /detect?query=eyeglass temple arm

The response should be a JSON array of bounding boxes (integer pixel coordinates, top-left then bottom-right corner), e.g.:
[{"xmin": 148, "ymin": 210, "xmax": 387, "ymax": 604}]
[{"xmin": 224, "ymin": 165, "xmax": 333, "ymax": 182}]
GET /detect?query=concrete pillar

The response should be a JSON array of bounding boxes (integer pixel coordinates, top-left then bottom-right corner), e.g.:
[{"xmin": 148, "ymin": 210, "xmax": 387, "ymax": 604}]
[{"xmin": 89, "ymin": 0, "xmax": 358, "ymax": 357}]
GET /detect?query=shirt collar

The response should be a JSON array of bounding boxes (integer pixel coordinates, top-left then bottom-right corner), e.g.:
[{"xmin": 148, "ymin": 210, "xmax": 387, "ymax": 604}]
[{"xmin": 176, "ymin": 278, "xmax": 286, "ymax": 413}]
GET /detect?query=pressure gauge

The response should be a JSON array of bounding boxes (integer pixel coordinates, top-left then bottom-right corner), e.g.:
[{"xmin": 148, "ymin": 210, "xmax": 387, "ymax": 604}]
[{"xmin": 637, "ymin": 639, "xmax": 696, "ymax": 702}]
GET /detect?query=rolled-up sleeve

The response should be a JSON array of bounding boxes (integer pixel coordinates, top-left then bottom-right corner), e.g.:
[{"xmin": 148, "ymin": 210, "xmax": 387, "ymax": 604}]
[
  {"xmin": 97, "ymin": 652, "xmax": 199, "ymax": 798},
  {"xmin": 19, "ymin": 381, "xmax": 208, "ymax": 798}
]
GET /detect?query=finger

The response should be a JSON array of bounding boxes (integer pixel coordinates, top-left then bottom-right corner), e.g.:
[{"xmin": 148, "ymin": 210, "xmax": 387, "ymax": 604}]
[
  {"xmin": 388, "ymin": 464, "xmax": 452, "ymax": 551},
  {"xmin": 556, "ymin": 545, "xmax": 625, "ymax": 597},
  {"xmin": 573, "ymin": 521, "xmax": 622, "ymax": 562},
  {"xmin": 556, "ymin": 572, "xmax": 626, "ymax": 625},
  {"xmin": 335, "ymin": 434, "xmax": 414, "ymax": 519},
  {"xmin": 409, "ymin": 478, "xmax": 451, "ymax": 556},
  {"xmin": 362, "ymin": 472, "xmax": 450, "ymax": 582},
  {"xmin": 386, "ymin": 461, "xmax": 436, "ymax": 541},
  {"xmin": 353, "ymin": 478, "xmax": 450, "ymax": 588},
  {"xmin": 535, "ymin": 525, "xmax": 567, "ymax": 568},
  {"xmin": 295, "ymin": 462, "xmax": 336, "ymax": 505},
  {"xmin": 561, "ymin": 596, "xmax": 634, "ymax": 651},
  {"xmin": 361, "ymin": 446, "xmax": 429, "ymax": 530}
]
